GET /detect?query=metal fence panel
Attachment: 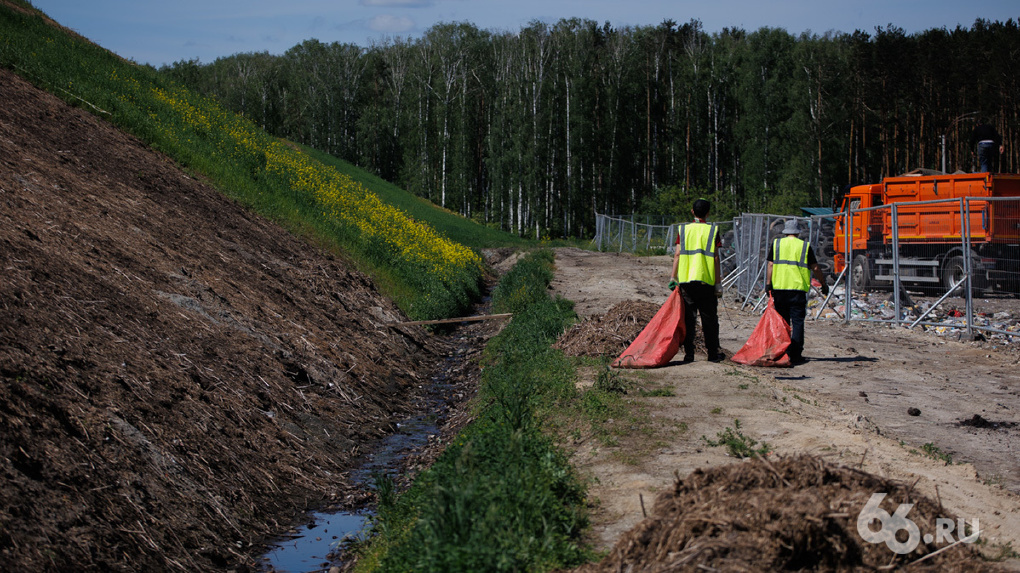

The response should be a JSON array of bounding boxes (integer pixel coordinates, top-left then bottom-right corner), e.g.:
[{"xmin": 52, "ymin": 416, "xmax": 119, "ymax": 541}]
[
  {"xmin": 593, "ymin": 213, "xmax": 677, "ymax": 253},
  {"xmin": 593, "ymin": 213, "xmax": 733, "ymax": 258},
  {"xmin": 596, "ymin": 201, "xmax": 1018, "ymax": 343},
  {"xmin": 730, "ymin": 213, "xmax": 833, "ymax": 307},
  {"xmin": 807, "ymin": 197, "xmax": 1019, "ymax": 342}
]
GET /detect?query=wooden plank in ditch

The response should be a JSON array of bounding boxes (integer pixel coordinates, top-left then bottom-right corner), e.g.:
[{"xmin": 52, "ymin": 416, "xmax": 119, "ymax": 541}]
[{"xmin": 391, "ymin": 313, "xmax": 513, "ymax": 327}]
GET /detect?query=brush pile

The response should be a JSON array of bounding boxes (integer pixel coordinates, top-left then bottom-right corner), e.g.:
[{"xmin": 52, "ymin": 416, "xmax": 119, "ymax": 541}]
[{"xmin": 575, "ymin": 454, "xmax": 999, "ymax": 572}]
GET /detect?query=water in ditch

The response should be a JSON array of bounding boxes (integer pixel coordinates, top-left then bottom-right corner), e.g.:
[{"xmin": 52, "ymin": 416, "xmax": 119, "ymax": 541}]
[{"xmin": 259, "ymin": 351, "xmax": 462, "ymax": 572}]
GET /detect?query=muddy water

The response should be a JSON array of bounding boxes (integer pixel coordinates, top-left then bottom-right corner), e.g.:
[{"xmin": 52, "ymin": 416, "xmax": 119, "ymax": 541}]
[{"xmin": 259, "ymin": 347, "xmax": 465, "ymax": 572}]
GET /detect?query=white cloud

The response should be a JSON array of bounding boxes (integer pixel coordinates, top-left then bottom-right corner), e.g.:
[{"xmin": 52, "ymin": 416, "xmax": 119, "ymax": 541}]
[{"xmin": 369, "ymin": 14, "xmax": 416, "ymax": 33}]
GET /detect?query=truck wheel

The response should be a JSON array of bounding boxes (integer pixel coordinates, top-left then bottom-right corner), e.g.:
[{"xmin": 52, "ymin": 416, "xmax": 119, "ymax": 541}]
[
  {"xmin": 851, "ymin": 255, "xmax": 870, "ymax": 292},
  {"xmin": 941, "ymin": 256, "xmax": 966, "ymax": 295}
]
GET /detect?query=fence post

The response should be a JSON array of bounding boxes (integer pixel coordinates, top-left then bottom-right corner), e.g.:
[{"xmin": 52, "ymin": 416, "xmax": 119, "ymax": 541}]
[
  {"xmin": 891, "ymin": 205, "xmax": 901, "ymax": 325},
  {"xmin": 844, "ymin": 207, "xmax": 853, "ymax": 324},
  {"xmin": 963, "ymin": 198, "xmax": 973, "ymax": 338}
]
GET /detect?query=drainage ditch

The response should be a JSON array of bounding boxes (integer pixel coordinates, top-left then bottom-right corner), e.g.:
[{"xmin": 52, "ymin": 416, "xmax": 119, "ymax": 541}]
[{"xmin": 259, "ymin": 328, "xmax": 482, "ymax": 572}]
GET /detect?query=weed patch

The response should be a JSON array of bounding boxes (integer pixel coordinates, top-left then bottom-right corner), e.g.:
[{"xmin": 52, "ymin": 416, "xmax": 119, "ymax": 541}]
[
  {"xmin": 702, "ymin": 419, "xmax": 771, "ymax": 459},
  {"xmin": 920, "ymin": 442, "xmax": 953, "ymax": 465}
]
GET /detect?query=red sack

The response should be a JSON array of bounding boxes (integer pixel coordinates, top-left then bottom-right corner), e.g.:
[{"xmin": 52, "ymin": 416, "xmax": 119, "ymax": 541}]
[
  {"xmin": 612, "ymin": 289, "xmax": 686, "ymax": 368},
  {"xmin": 731, "ymin": 297, "xmax": 792, "ymax": 367}
]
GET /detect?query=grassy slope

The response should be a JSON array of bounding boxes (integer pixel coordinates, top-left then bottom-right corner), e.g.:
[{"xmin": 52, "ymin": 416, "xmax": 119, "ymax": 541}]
[{"xmin": 1, "ymin": 0, "xmax": 527, "ymax": 319}]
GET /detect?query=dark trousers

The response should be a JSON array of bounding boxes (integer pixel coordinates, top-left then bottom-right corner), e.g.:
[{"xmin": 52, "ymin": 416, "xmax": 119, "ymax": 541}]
[
  {"xmin": 977, "ymin": 142, "xmax": 999, "ymax": 173},
  {"xmin": 772, "ymin": 290, "xmax": 807, "ymax": 360},
  {"xmin": 680, "ymin": 282, "xmax": 720, "ymax": 357}
]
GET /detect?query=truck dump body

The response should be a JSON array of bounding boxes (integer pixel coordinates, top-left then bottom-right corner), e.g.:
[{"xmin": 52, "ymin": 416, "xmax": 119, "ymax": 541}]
[
  {"xmin": 880, "ymin": 173, "xmax": 1020, "ymax": 245},
  {"xmin": 836, "ymin": 173, "xmax": 1020, "ymax": 256}
]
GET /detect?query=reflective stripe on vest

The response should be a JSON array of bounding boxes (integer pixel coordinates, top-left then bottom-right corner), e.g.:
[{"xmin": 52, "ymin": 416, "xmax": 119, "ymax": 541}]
[
  {"xmin": 772, "ymin": 237, "xmax": 811, "ymax": 291},
  {"xmin": 676, "ymin": 222, "xmax": 718, "ymax": 285}
]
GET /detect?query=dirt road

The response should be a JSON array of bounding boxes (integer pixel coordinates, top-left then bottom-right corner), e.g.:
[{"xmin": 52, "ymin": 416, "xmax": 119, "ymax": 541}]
[{"xmin": 548, "ymin": 247, "xmax": 1020, "ymax": 565}]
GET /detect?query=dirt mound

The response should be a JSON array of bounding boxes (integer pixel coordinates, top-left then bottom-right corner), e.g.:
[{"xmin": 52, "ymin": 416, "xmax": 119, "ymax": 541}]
[
  {"xmin": 554, "ymin": 300, "xmax": 705, "ymax": 358},
  {"xmin": 959, "ymin": 414, "xmax": 1017, "ymax": 430},
  {"xmin": 576, "ymin": 454, "xmax": 998, "ymax": 572},
  {"xmin": 0, "ymin": 68, "xmax": 447, "ymax": 571}
]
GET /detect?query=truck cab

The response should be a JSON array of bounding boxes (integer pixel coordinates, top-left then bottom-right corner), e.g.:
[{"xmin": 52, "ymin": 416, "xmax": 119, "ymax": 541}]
[{"xmin": 833, "ymin": 183, "xmax": 883, "ymax": 289}]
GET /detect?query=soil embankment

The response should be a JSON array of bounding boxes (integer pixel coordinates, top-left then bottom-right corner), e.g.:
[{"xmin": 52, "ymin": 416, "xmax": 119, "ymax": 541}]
[{"xmin": 0, "ymin": 68, "xmax": 451, "ymax": 571}]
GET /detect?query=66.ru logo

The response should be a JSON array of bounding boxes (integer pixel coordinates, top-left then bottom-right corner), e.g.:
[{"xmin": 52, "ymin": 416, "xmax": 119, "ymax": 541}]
[{"xmin": 857, "ymin": 493, "xmax": 980, "ymax": 554}]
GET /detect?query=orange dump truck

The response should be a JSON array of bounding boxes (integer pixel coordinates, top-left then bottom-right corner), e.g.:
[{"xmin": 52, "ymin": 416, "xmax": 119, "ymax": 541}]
[{"xmin": 833, "ymin": 172, "xmax": 1020, "ymax": 294}]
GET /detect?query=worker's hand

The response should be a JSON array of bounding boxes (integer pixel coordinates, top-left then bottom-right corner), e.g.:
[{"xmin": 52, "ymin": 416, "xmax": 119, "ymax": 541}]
[
  {"xmin": 821, "ymin": 283, "xmax": 830, "ymax": 296},
  {"xmin": 667, "ymin": 279, "xmax": 678, "ymax": 291},
  {"xmin": 715, "ymin": 287, "xmax": 723, "ymax": 299},
  {"xmin": 766, "ymin": 283, "xmax": 772, "ymax": 296}
]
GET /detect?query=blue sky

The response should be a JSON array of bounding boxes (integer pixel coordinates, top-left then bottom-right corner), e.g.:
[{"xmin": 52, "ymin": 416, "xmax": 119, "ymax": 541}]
[{"xmin": 28, "ymin": 0, "xmax": 1020, "ymax": 67}]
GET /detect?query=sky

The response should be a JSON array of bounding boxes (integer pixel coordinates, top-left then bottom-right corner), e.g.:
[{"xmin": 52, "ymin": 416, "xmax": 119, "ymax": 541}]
[{"xmin": 27, "ymin": 0, "xmax": 1020, "ymax": 68}]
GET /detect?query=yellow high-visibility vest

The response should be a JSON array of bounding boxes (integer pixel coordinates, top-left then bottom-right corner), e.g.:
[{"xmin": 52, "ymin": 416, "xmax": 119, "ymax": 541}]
[
  {"xmin": 676, "ymin": 222, "xmax": 718, "ymax": 285},
  {"xmin": 772, "ymin": 236, "xmax": 811, "ymax": 291}
]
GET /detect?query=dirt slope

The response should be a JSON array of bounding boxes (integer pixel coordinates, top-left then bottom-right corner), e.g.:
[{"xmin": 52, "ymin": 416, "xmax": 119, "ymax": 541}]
[
  {"xmin": 549, "ymin": 247, "xmax": 1020, "ymax": 570},
  {"xmin": 0, "ymin": 68, "xmax": 446, "ymax": 571}
]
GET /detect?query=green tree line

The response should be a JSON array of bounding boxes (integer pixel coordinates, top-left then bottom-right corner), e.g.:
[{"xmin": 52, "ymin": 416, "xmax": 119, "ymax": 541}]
[{"xmin": 162, "ymin": 18, "xmax": 1020, "ymax": 238}]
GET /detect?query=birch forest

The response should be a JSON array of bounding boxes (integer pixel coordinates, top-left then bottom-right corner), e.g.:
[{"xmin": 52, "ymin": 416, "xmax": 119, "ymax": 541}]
[{"xmin": 161, "ymin": 18, "xmax": 1020, "ymax": 239}]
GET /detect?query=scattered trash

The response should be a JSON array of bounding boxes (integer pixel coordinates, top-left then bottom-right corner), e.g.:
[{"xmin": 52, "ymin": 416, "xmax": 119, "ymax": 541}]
[
  {"xmin": 555, "ymin": 299, "xmax": 710, "ymax": 361},
  {"xmin": 809, "ymin": 291, "xmax": 1019, "ymax": 345},
  {"xmin": 907, "ymin": 407, "xmax": 921, "ymax": 416},
  {"xmin": 554, "ymin": 301, "xmax": 658, "ymax": 358}
]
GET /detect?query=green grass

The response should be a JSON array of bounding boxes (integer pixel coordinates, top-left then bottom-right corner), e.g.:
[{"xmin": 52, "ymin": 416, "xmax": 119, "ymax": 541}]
[
  {"xmin": 979, "ymin": 539, "xmax": 1020, "ymax": 562},
  {"xmin": 353, "ymin": 251, "xmax": 594, "ymax": 572},
  {"xmin": 638, "ymin": 387, "xmax": 675, "ymax": 397}
]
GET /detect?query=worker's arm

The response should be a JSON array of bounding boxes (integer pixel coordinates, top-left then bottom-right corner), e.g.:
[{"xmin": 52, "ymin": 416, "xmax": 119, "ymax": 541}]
[
  {"xmin": 667, "ymin": 247, "xmax": 680, "ymax": 290},
  {"xmin": 714, "ymin": 251, "xmax": 722, "ymax": 294},
  {"xmin": 765, "ymin": 261, "xmax": 773, "ymax": 292},
  {"xmin": 810, "ymin": 263, "xmax": 825, "ymax": 285},
  {"xmin": 810, "ymin": 263, "xmax": 828, "ymax": 294}
]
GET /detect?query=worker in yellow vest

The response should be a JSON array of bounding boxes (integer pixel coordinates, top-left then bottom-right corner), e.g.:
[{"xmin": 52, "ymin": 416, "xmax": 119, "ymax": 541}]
[
  {"xmin": 669, "ymin": 199, "xmax": 724, "ymax": 363},
  {"xmin": 765, "ymin": 219, "xmax": 829, "ymax": 365}
]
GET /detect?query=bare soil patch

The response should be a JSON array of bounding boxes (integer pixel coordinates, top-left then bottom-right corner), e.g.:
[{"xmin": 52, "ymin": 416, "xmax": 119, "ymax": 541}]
[{"xmin": 549, "ymin": 247, "xmax": 1020, "ymax": 570}]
